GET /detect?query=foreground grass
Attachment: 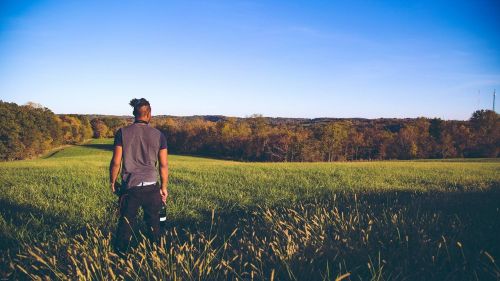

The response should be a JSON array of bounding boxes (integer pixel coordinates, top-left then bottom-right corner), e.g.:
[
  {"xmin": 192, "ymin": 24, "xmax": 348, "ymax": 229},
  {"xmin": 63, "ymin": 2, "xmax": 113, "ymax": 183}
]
[{"xmin": 0, "ymin": 139, "xmax": 499, "ymax": 280}]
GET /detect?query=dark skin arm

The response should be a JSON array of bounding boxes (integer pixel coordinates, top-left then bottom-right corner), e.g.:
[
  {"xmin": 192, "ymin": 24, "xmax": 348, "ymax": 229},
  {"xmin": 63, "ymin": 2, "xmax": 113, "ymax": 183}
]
[
  {"xmin": 109, "ymin": 145, "xmax": 123, "ymax": 193},
  {"xmin": 158, "ymin": 148, "xmax": 169, "ymax": 203}
]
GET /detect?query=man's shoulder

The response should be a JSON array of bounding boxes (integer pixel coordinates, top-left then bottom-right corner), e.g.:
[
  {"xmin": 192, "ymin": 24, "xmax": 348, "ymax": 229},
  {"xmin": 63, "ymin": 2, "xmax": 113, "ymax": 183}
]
[
  {"xmin": 147, "ymin": 126, "xmax": 163, "ymax": 135},
  {"xmin": 120, "ymin": 124, "xmax": 135, "ymax": 131}
]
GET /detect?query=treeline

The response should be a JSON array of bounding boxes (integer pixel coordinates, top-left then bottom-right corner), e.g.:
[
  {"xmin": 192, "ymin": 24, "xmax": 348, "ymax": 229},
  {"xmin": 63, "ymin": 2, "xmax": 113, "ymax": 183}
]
[
  {"xmin": 90, "ymin": 117, "xmax": 127, "ymax": 138},
  {"xmin": 1, "ymin": 100, "xmax": 498, "ymax": 161},
  {"xmin": 154, "ymin": 110, "xmax": 499, "ymax": 161},
  {"xmin": 0, "ymin": 101, "xmax": 92, "ymax": 160}
]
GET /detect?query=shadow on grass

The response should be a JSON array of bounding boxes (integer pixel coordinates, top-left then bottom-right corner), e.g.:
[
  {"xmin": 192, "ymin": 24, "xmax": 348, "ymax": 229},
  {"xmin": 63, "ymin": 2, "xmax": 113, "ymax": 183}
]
[
  {"xmin": 3, "ymin": 188, "xmax": 500, "ymax": 244},
  {"xmin": 163, "ymin": 187, "xmax": 500, "ymax": 235},
  {"xmin": 0, "ymin": 199, "xmax": 73, "ymax": 250},
  {"xmin": 78, "ymin": 143, "xmax": 114, "ymax": 151}
]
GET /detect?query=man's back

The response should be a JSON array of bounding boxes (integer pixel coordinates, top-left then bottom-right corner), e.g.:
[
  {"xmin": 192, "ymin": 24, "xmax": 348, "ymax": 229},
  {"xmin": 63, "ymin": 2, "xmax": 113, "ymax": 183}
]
[{"xmin": 116, "ymin": 122, "xmax": 167, "ymax": 188}]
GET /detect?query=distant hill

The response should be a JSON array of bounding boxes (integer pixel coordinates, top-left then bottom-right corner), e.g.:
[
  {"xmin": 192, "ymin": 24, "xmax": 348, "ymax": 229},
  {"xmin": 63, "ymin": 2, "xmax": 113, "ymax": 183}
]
[{"xmin": 82, "ymin": 114, "xmax": 460, "ymax": 127}]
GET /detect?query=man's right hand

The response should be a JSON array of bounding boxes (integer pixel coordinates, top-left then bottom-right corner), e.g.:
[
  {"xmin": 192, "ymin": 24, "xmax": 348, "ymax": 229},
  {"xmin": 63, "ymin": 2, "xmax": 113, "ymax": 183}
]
[{"xmin": 111, "ymin": 182, "xmax": 116, "ymax": 194}]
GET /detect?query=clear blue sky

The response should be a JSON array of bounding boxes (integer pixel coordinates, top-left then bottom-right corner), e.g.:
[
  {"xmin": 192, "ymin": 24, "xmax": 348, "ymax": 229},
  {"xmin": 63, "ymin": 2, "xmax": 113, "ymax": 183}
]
[{"xmin": 1, "ymin": 0, "xmax": 499, "ymax": 119}]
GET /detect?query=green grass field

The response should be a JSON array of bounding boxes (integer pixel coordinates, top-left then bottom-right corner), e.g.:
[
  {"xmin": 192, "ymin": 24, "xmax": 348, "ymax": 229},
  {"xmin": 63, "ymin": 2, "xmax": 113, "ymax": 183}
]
[{"xmin": 1, "ymin": 139, "xmax": 499, "ymax": 280}]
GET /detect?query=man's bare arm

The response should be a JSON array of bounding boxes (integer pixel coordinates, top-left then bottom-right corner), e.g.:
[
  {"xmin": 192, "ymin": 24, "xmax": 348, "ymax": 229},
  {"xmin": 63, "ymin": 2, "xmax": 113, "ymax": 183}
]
[
  {"xmin": 158, "ymin": 148, "xmax": 168, "ymax": 202},
  {"xmin": 109, "ymin": 145, "xmax": 123, "ymax": 193}
]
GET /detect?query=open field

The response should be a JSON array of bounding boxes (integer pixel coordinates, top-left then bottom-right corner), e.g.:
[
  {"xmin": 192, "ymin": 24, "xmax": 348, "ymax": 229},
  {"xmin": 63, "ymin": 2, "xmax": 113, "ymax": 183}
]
[{"xmin": 1, "ymin": 139, "xmax": 499, "ymax": 280}]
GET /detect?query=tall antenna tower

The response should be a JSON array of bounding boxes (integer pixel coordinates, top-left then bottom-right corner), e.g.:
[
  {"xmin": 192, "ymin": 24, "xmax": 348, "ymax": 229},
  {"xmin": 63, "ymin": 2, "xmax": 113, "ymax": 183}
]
[{"xmin": 494, "ymin": 89, "xmax": 496, "ymax": 112}]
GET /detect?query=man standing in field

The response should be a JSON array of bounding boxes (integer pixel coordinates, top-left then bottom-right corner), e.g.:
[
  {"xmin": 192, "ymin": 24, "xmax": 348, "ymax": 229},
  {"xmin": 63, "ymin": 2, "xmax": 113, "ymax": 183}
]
[{"xmin": 109, "ymin": 98, "xmax": 168, "ymax": 252}]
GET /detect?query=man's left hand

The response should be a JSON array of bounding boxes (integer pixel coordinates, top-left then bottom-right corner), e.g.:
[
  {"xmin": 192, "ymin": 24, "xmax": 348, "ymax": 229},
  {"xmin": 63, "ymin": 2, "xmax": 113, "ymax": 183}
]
[{"xmin": 160, "ymin": 188, "xmax": 168, "ymax": 203}]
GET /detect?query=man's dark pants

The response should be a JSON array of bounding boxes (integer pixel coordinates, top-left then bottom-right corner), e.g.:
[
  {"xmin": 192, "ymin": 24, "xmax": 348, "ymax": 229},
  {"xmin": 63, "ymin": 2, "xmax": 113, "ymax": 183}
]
[{"xmin": 114, "ymin": 184, "xmax": 162, "ymax": 252}]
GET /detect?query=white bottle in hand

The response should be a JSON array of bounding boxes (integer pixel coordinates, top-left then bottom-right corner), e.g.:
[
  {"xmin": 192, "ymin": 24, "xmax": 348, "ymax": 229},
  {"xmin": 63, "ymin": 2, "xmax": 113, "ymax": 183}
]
[{"xmin": 159, "ymin": 204, "xmax": 167, "ymax": 225}]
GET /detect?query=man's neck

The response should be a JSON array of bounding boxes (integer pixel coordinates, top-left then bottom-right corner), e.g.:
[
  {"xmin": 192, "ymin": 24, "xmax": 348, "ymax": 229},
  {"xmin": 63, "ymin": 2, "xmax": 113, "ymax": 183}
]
[{"xmin": 134, "ymin": 119, "xmax": 149, "ymax": 124}]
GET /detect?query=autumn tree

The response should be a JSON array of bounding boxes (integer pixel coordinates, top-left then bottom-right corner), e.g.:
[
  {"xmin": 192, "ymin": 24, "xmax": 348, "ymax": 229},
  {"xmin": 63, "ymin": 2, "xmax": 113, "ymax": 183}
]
[
  {"xmin": 469, "ymin": 110, "xmax": 499, "ymax": 157},
  {"xmin": 91, "ymin": 119, "xmax": 110, "ymax": 138},
  {"xmin": 101, "ymin": 117, "xmax": 128, "ymax": 137}
]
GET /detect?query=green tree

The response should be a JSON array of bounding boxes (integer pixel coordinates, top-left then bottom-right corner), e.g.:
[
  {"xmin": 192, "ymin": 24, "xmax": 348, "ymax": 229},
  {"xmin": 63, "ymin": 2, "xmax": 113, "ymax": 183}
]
[{"xmin": 320, "ymin": 122, "xmax": 350, "ymax": 161}]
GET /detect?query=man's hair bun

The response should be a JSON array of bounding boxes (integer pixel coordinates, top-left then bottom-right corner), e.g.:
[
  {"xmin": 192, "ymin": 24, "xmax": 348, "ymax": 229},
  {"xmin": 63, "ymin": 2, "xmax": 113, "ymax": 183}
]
[
  {"xmin": 130, "ymin": 98, "xmax": 150, "ymax": 107},
  {"xmin": 129, "ymin": 98, "xmax": 139, "ymax": 107}
]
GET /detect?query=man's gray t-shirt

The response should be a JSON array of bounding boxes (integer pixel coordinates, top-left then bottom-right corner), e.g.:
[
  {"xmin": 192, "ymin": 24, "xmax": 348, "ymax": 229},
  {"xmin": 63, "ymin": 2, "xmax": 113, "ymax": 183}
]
[{"xmin": 114, "ymin": 122, "xmax": 167, "ymax": 188}]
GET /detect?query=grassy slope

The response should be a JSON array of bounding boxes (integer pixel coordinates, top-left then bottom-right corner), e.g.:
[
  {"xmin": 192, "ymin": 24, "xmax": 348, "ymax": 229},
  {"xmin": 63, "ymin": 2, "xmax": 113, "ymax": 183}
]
[
  {"xmin": 0, "ymin": 139, "xmax": 497, "ymax": 228},
  {"xmin": 1, "ymin": 139, "xmax": 499, "ymax": 279},
  {"xmin": 1, "ymin": 139, "xmax": 499, "ymax": 240}
]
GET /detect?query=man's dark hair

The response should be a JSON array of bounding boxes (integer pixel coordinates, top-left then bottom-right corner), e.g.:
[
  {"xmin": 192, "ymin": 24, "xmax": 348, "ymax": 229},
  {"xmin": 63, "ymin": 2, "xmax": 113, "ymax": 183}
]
[{"xmin": 129, "ymin": 98, "xmax": 151, "ymax": 118}]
